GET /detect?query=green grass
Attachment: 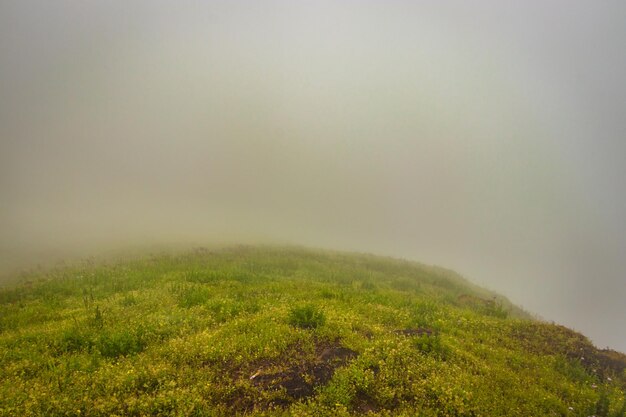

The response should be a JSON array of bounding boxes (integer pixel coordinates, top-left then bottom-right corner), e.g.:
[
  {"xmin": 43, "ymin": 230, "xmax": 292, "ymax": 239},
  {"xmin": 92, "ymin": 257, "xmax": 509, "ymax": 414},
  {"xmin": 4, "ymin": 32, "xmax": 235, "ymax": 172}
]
[
  {"xmin": 0, "ymin": 245, "xmax": 624, "ymax": 416},
  {"xmin": 288, "ymin": 304, "xmax": 326, "ymax": 329}
]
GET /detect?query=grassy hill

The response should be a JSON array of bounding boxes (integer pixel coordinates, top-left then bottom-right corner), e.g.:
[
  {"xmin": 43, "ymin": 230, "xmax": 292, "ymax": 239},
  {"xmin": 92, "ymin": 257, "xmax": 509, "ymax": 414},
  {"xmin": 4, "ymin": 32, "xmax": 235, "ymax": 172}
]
[{"xmin": 1, "ymin": 245, "xmax": 624, "ymax": 416}]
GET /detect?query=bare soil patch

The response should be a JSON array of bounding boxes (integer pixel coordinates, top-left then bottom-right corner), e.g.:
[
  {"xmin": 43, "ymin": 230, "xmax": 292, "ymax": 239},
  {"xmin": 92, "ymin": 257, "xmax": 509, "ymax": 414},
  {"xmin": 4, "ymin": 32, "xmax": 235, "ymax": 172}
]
[{"xmin": 218, "ymin": 338, "xmax": 358, "ymax": 411}]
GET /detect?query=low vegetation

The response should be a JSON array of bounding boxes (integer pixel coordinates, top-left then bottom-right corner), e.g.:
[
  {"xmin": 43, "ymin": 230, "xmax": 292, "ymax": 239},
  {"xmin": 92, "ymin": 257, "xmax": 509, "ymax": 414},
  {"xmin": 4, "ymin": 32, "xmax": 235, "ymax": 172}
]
[
  {"xmin": 0, "ymin": 245, "xmax": 624, "ymax": 416},
  {"xmin": 288, "ymin": 304, "xmax": 326, "ymax": 329}
]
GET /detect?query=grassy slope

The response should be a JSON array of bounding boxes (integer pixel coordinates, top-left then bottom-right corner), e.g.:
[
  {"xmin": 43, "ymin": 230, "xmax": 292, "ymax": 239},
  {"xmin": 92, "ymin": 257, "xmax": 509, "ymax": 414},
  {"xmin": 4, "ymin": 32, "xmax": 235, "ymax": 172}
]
[{"xmin": 0, "ymin": 245, "xmax": 624, "ymax": 416}]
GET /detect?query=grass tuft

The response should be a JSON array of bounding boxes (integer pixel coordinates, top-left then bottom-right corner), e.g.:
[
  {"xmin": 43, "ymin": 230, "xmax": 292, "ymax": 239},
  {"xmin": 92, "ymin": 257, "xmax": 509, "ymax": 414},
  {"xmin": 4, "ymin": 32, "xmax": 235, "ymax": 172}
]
[{"xmin": 288, "ymin": 303, "xmax": 326, "ymax": 329}]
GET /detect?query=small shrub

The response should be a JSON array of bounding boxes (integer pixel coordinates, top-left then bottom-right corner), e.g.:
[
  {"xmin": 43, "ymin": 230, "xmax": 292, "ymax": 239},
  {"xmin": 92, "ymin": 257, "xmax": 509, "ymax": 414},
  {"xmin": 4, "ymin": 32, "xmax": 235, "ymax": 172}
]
[
  {"xmin": 288, "ymin": 304, "xmax": 326, "ymax": 329},
  {"xmin": 185, "ymin": 270, "xmax": 220, "ymax": 284},
  {"xmin": 595, "ymin": 388, "xmax": 610, "ymax": 417},
  {"xmin": 57, "ymin": 328, "xmax": 94, "ymax": 353},
  {"xmin": 97, "ymin": 329, "xmax": 146, "ymax": 358},
  {"xmin": 554, "ymin": 355, "xmax": 589, "ymax": 383},
  {"xmin": 410, "ymin": 301, "xmax": 440, "ymax": 329},
  {"xmin": 120, "ymin": 293, "xmax": 137, "ymax": 307},
  {"xmin": 615, "ymin": 397, "xmax": 626, "ymax": 417},
  {"xmin": 177, "ymin": 286, "xmax": 211, "ymax": 308},
  {"xmin": 361, "ymin": 280, "xmax": 377, "ymax": 291},
  {"xmin": 206, "ymin": 300, "xmax": 235, "ymax": 323},
  {"xmin": 90, "ymin": 305, "xmax": 104, "ymax": 328},
  {"xmin": 82, "ymin": 288, "xmax": 94, "ymax": 310},
  {"xmin": 412, "ymin": 335, "xmax": 449, "ymax": 360},
  {"xmin": 483, "ymin": 300, "xmax": 509, "ymax": 319},
  {"xmin": 390, "ymin": 278, "xmax": 413, "ymax": 292},
  {"xmin": 319, "ymin": 289, "xmax": 338, "ymax": 299}
]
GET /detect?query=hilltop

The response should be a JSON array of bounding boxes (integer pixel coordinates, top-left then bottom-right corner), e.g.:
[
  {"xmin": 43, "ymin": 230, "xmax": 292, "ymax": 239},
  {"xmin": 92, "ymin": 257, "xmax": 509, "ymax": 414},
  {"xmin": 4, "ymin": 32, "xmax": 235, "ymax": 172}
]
[{"xmin": 1, "ymin": 245, "xmax": 624, "ymax": 416}]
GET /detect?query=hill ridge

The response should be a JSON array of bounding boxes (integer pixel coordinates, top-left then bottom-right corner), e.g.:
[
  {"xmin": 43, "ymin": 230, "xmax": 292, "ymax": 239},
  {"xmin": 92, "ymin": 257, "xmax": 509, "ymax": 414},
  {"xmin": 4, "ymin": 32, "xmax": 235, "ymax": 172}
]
[{"xmin": 1, "ymin": 245, "xmax": 624, "ymax": 416}]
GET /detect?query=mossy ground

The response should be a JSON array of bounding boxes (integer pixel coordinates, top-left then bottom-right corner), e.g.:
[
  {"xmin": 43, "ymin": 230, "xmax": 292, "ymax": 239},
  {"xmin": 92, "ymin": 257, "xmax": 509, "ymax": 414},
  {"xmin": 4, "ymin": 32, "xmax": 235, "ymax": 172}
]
[{"xmin": 1, "ymin": 246, "xmax": 624, "ymax": 416}]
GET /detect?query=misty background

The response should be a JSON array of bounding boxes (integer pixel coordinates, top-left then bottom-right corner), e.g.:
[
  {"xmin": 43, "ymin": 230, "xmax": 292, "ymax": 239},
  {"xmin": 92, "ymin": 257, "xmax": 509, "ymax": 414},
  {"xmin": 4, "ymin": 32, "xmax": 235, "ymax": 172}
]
[{"xmin": 1, "ymin": 1, "xmax": 625, "ymax": 351}]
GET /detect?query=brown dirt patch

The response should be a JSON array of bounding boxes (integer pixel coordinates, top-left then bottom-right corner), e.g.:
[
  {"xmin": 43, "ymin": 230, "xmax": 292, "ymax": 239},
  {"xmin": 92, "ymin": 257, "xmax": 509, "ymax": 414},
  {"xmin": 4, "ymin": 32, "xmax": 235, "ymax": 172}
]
[
  {"xmin": 249, "ymin": 342, "xmax": 357, "ymax": 398},
  {"xmin": 352, "ymin": 390, "xmax": 381, "ymax": 414},
  {"xmin": 217, "ymin": 338, "xmax": 358, "ymax": 411}
]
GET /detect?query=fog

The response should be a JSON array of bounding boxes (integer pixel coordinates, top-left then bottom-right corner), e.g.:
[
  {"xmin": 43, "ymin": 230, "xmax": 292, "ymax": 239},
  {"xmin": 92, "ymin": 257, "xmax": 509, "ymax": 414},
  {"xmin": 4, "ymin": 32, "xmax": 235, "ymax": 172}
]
[{"xmin": 1, "ymin": 1, "xmax": 625, "ymax": 351}]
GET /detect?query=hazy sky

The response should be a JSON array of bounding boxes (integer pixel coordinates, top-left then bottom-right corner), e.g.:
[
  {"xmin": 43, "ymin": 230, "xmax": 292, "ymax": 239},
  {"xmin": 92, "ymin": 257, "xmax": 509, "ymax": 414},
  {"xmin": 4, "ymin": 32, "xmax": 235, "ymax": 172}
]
[{"xmin": 1, "ymin": 1, "xmax": 625, "ymax": 351}]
